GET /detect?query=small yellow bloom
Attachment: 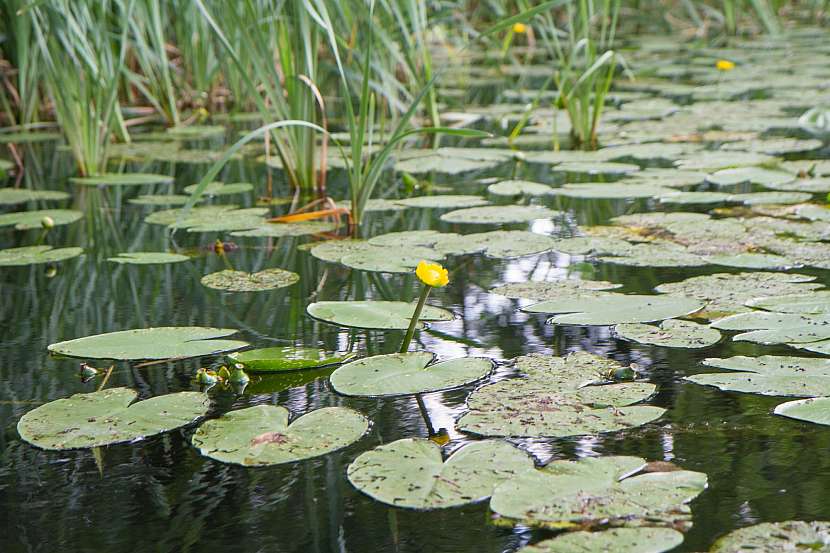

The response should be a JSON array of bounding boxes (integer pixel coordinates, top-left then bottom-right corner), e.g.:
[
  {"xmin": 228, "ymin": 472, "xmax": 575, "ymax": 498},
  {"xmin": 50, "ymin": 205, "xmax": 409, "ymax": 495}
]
[
  {"xmin": 716, "ymin": 59, "xmax": 735, "ymax": 71},
  {"xmin": 512, "ymin": 22, "xmax": 527, "ymax": 34},
  {"xmin": 415, "ymin": 260, "xmax": 449, "ymax": 287}
]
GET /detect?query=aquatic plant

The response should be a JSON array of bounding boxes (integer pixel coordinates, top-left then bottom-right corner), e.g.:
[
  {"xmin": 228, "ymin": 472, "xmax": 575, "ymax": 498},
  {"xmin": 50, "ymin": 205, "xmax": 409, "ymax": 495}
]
[{"xmin": 400, "ymin": 260, "xmax": 450, "ymax": 353}]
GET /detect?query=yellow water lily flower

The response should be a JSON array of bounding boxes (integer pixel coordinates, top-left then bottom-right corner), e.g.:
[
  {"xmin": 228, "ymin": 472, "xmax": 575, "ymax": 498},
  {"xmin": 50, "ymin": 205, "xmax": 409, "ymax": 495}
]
[
  {"xmin": 716, "ymin": 59, "xmax": 735, "ymax": 71},
  {"xmin": 416, "ymin": 260, "xmax": 449, "ymax": 287},
  {"xmin": 512, "ymin": 22, "xmax": 527, "ymax": 34}
]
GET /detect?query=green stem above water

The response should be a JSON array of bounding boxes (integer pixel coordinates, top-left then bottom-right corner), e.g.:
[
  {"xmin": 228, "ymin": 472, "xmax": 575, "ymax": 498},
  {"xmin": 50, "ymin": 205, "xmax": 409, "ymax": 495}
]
[{"xmin": 399, "ymin": 285, "xmax": 431, "ymax": 354}]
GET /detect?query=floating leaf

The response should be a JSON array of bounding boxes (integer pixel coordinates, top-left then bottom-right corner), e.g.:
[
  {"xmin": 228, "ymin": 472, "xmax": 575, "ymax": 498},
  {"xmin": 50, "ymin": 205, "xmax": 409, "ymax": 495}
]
[
  {"xmin": 704, "ymin": 253, "xmax": 794, "ymax": 269},
  {"xmin": 335, "ymin": 198, "xmax": 408, "ymax": 212},
  {"xmin": 191, "ymin": 405, "xmax": 368, "ymax": 466},
  {"xmin": 232, "ymin": 221, "xmax": 336, "ymax": 237},
  {"xmin": 746, "ymin": 292, "xmax": 830, "ymax": 314},
  {"xmin": 491, "ymin": 278, "xmax": 622, "ymax": 300},
  {"xmin": 553, "ymin": 183, "xmax": 670, "ymax": 199},
  {"xmin": 17, "ymin": 387, "xmax": 209, "ymax": 450},
  {"xmin": 658, "ymin": 191, "xmax": 731, "ymax": 204},
  {"xmin": 146, "ymin": 206, "xmax": 267, "ymax": 232},
  {"xmin": 711, "ymin": 311, "xmax": 830, "ymax": 345},
  {"xmin": 393, "ymin": 195, "xmax": 489, "ymax": 209},
  {"xmin": 182, "ymin": 181, "xmax": 254, "ymax": 196},
  {"xmin": 710, "ymin": 521, "xmax": 830, "ymax": 552},
  {"xmin": 440, "ymin": 205, "xmax": 559, "ymax": 224},
  {"xmin": 518, "ymin": 528, "xmax": 685, "ymax": 553},
  {"xmin": 347, "ymin": 439, "xmax": 534, "ymax": 509},
  {"xmin": 0, "ymin": 188, "xmax": 69, "ymax": 205},
  {"xmin": 775, "ymin": 398, "xmax": 830, "ymax": 426},
  {"xmin": 487, "ymin": 180, "xmax": 556, "ymax": 197},
  {"xmin": 129, "ymin": 194, "xmax": 191, "ymax": 206},
  {"xmin": 553, "ymin": 161, "xmax": 641, "ymax": 175},
  {"xmin": 434, "ymin": 230, "xmax": 559, "ymax": 258},
  {"xmin": 0, "ymin": 209, "xmax": 82, "ymax": 230},
  {"xmin": 524, "ymin": 294, "xmax": 703, "ymax": 325},
  {"xmin": 687, "ymin": 355, "xmax": 830, "ymax": 397},
  {"xmin": 615, "ymin": 319, "xmax": 721, "ymax": 348},
  {"xmin": 70, "ymin": 173, "xmax": 174, "ymax": 186},
  {"xmin": 200, "ymin": 268, "xmax": 299, "ymax": 291},
  {"xmin": 107, "ymin": 252, "xmax": 189, "ymax": 265},
  {"xmin": 330, "ymin": 352, "xmax": 492, "ymax": 397},
  {"xmin": 707, "ymin": 167, "xmax": 795, "ymax": 187},
  {"xmin": 307, "ymin": 301, "xmax": 453, "ymax": 330},
  {"xmin": 727, "ymin": 191, "xmax": 812, "ymax": 205},
  {"xmin": 490, "ymin": 455, "xmax": 707, "ymax": 528},
  {"xmin": 457, "ymin": 352, "xmax": 665, "ymax": 438},
  {"xmin": 763, "ymin": 177, "xmax": 830, "ymax": 193},
  {"xmin": 0, "ymin": 245, "xmax": 82, "ymax": 266},
  {"xmin": 48, "ymin": 327, "xmax": 248, "ymax": 360},
  {"xmin": 228, "ymin": 347, "xmax": 353, "ymax": 373},
  {"xmin": 340, "ymin": 249, "xmax": 440, "ymax": 274}
]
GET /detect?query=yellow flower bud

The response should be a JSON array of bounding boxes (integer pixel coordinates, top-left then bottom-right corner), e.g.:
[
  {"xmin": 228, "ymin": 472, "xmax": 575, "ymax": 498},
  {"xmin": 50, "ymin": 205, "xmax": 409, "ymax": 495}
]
[
  {"xmin": 415, "ymin": 260, "xmax": 449, "ymax": 288},
  {"xmin": 716, "ymin": 59, "xmax": 735, "ymax": 71},
  {"xmin": 41, "ymin": 216, "xmax": 55, "ymax": 230},
  {"xmin": 512, "ymin": 22, "xmax": 527, "ymax": 34}
]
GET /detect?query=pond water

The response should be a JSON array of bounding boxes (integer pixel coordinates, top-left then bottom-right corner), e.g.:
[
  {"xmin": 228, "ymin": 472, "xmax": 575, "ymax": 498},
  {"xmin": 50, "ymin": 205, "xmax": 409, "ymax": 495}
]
[{"xmin": 3, "ymin": 30, "xmax": 830, "ymax": 553}]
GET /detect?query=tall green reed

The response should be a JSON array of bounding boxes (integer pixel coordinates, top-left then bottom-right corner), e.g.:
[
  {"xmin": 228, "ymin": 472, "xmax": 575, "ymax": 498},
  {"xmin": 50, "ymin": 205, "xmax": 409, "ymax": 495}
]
[
  {"xmin": 29, "ymin": 0, "xmax": 133, "ymax": 176},
  {"xmin": 0, "ymin": 0, "xmax": 42, "ymax": 127}
]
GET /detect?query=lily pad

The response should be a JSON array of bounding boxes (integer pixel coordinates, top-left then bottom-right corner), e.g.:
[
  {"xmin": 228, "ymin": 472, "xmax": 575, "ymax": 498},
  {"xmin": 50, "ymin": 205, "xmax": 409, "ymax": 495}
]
[
  {"xmin": 707, "ymin": 167, "xmax": 795, "ymax": 187},
  {"xmin": 393, "ymin": 195, "xmax": 489, "ymax": 209},
  {"xmin": 17, "ymin": 387, "xmax": 209, "ymax": 450},
  {"xmin": 518, "ymin": 528, "xmax": 685, "ymax": 553},
  {"xmin": 0, "ymin": 245, "xmax": 83, "ymax": 266},
  {"xmin": 128, "ymin": 194, "xmax": 191, "ymax": 206},
  {"xmin": 746, "ymin": 292, "xmax": 830, "ymax": 314},
  {"xmin": 553, "ymin": 161, "xmax": 641, "ymax": 175},
  {"xmin": 107, "ymin": 252, "xmax": 190, "ymax": 265},
  {"xmin": 70, "ymin": 173, "xmax": 174, "ymax": 186},
  {"xmin": 0, "ymin": 208, "xmax": 83, "ymax": 230},
  {"xmin": 524, "ymin": 293, "xmax": 703, "ymax": 325},
  {"xmin": 553, "ymin": 183, "xmax": 670, "ymax": 199},
  {"xmin": 710, "ymin": 521, "xmax": 830, "ymax": 552},
  {"xmin": 200, "ymin": 268, "xmax": 299, "ymax": 291},
  {"xmin": 490, "ymin": 455, "xmax": 707, "ymax": 528},
  {"xmin": 146, "ymin": 206, "xmax": 267, "ymax": 232},
  {"xmin": 687, "ymin": 355, "xmax": 830, "ymax": 397},
  {"xmin": 182, "ymin": 181, "xmax": 254, "ymax": 196},
  {"xmin": 227, "ymin": 347, "xmax": 353, "ymax": 373},
  {"xmin": 0, "ymin": 188, "xmax": 69, "ymax": 205},
  {"xmin": 457, "ymin": 352, "xmax": 665, "ymax": 438},
  {"xmin": 440, "ymin": 205, "xmax": 559, "ymax": 224},
  {"xmin": 658, "ymin": 191, "xmax": 731, "ymax": 204},
  {"xmin": 330, "ymin": 352, "xmax": 492, "ymax": 396},
  {"xmin": 191, "ymin": 405, "xmax": 369, "ymax": 466},
  {"xmin": 491, "ymin": 278, "xmax": 622, "ymax": 300},
  {"xmin": 704, "ymin": 253, "xmax": 794, "ymax": 269},
  {"xmin": 775, "ymin": 398, "xmax": 830, "ymax": 427},
  {"xmin": 434, "ymin": 230, "xmax": 560, "ymax": 258},
  {"xmin": 231, "ymin": 221, "xmax": 336, "ymax": 237},
  {"xmin": 307, "ymin": 301, "xmax": 453, "ymax": 330},
  {"xmin": 47, "ymin": 327, "xmax": 248, "ymax": 360},
  {"xmin": 487, "ymin": 180, "xmax": 556, "ymax": 197},
  {"xmin": 726, "ymin": 191, "xmax": 812, "ymax": 205},
  {"xmin": 347, "ymin": 439, "xmax": 534, "ymax": 509},
  {"xmin": 711, "ymin": 311, "xmax": 830, "ymax": 345},
  {"xmin": 615, "ymin": 319, "xmax": 721, "ymax": 348}
]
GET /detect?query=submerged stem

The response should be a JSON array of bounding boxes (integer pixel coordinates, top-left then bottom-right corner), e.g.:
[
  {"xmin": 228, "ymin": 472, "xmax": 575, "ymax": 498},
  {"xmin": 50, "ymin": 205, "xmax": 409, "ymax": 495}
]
[{"xmin": 399, "ymin": 285, "xmax": 431, "ymax": 353}]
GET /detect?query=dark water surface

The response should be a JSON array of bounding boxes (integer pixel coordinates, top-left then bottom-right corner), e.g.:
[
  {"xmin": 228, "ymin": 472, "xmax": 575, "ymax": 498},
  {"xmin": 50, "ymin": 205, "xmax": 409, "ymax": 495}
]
[{"xmin": 2, "ymin": 133, "xmax": 830, "ymax": 553}]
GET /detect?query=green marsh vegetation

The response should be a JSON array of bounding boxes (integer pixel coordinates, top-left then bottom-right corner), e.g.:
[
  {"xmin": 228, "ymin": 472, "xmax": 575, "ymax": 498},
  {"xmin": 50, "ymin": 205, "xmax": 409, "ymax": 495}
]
[{"xmin": 2, "ymin": 1, "xmax": 830, "ymax": 552}]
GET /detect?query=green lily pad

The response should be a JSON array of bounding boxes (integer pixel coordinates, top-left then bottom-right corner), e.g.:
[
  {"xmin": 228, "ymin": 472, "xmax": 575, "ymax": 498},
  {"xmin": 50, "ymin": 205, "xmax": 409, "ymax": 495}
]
[
  {"xmin": 0, "ymin": 188, "xmax": 70, "ymax": 205},
  {"xmin": 200, "ymin": 268, "xmax": 299, "ymax": 291},
  {"xmin": 687, "ymin": 355, "xmax": 830, "ymax": 397},
  {"xmin": 440, "ymin": 205, "xmax": 559, "ymax": 224},
  {"xmin": 393, "ymin": 195, "xmax": 489, "ymax": 209},
  {"xmin": 70, "ymin": 173, "xmax": 174, "ymax": 186},
  {"xmin": 107, "ymin": 252, "xmax": 190, "ymax": 265},
  {"xmin": 727, "ymin": 191, "xmax": 812, "ymax": 205},
  {"xmin": 491, "ymin": 278, "xmax": 622, "ymax": 299},
  {"xmin": 0, "ymin": 245, "xmax": 83, "ymax": 266},
  {"xmin": 675, "ymin": 151, "xmax": 777, "ymax": 171},
  {"xmin": 762, "ymin": 177, "xmax": 830, "ymax": 193},
  {"xmin": 335, "ymin": 198, "xmax": 409, "ymax": 212},
  {"xmin": 711, "ymin": 311, "xmax": 830, "ymax": 345},
  {"xmin": 434, "ymin": 230, "xmax": 559, "ymax": 258},
  {"xmin": 655, "ymin": 272, "xmax": 821, "ymax": 317},
  {"xmin": 658, "ymin": 191, "xmax": 731, "ymax": 204},
  {"xmin": 490, "ymin": 455, "xmax": 707, "ymax": 528},
  {"xmin": 146, "ymin": 206, "xmax": 267, "ymax": 232},
  {"xmin": 307, "ymin": 301, "xmax": 453, "ymax": 330},
  {"xmin": 710, "ymin": 521, "xmax": 830, "ymax": 552},
  {"xmin": 615, "ymin": 319, "xmax": 721, "ymax": 348},
  {"xmin": 518, "ymin": 528, "xmax": 685, "ymax": 553},
  {"xmin": 191, "ymin": 405, "xmax": 368, "ymax": 466},
  {"xmin": 775, "ymin": 398, "xmax": 830, "ymax": 427},
  {"xmin": 17, "ymin": 387, "xmax": 209, "ymax": 450},
  {"xmin": 347, "ymin": 438, "xmax": 534, "ymax": 509},
  {"xmin": 553, "ymin": 183, "xmax": 670, "ymax": 199},
  {"xmin": 394, "ymin": 148, "xmax": 512, "ymax": 175},
  {"xmin": 47, "ymin": 327, "xmax": 248, "ymax": 360},
  {"xmin": 746, "ymin": 292, "xmax": 830, "ymax": 314},
  {"xmin": 341, "ymin": 248, "xmax": 440, "ymax": 274},
  {"xmin": 553, "ymin": 161, "xmax": 641, "ymax": 175},
  {"xmin": 524, "ymin": 294, "xmax": 703, "ymax": 325},
  {"xmin": 231, "ymin": 221, "xmax": 336, "ymax": 237},
  {"xmin": 244, "ymin": 366, "xmax": 337, "ymax": 394},
  {"xmin": 129, "ymin": 194, "xmax": 191, "ymax": 206},
  {"xmin": 722, "ymin": 138, "xmax": 823, "ymax": 155},
  {"xmin": 182, "ymin": 181, "xmax": 254, "ymax": 196},
  {"xmin": 457, "ymin": 352, "xmax": 665, "ymax": 438},
  {"xmin": 227, "ymin": 347, "xmax": 353, "ymax": 373},
  {"xmin": 704, "ymin": 253, "xmax": 794, "ymax": 269},
  {"xmin": 487, "ymin": 180, "xmax": 556, "ymax": 197},
  {"xmin": 707, "ymin": 167, "xmax": 795, "ymax": 187},
  {"xmin": 305, "ymin": 239, "xmax": 372, "ymax": 263},
  {"xmin": 330, "ymin": 352, "xmax": 492, "ymax": 397},
  {"xmin": 0, "ymin": 209, "xmax": 83, "ymax": 230}
]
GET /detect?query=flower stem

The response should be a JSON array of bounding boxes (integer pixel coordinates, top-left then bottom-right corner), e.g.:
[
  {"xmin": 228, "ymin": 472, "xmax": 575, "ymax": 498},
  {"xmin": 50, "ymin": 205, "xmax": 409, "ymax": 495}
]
[{"xmin": 399, "ymin": 285, "xmax": 431, "ymax": 354}]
